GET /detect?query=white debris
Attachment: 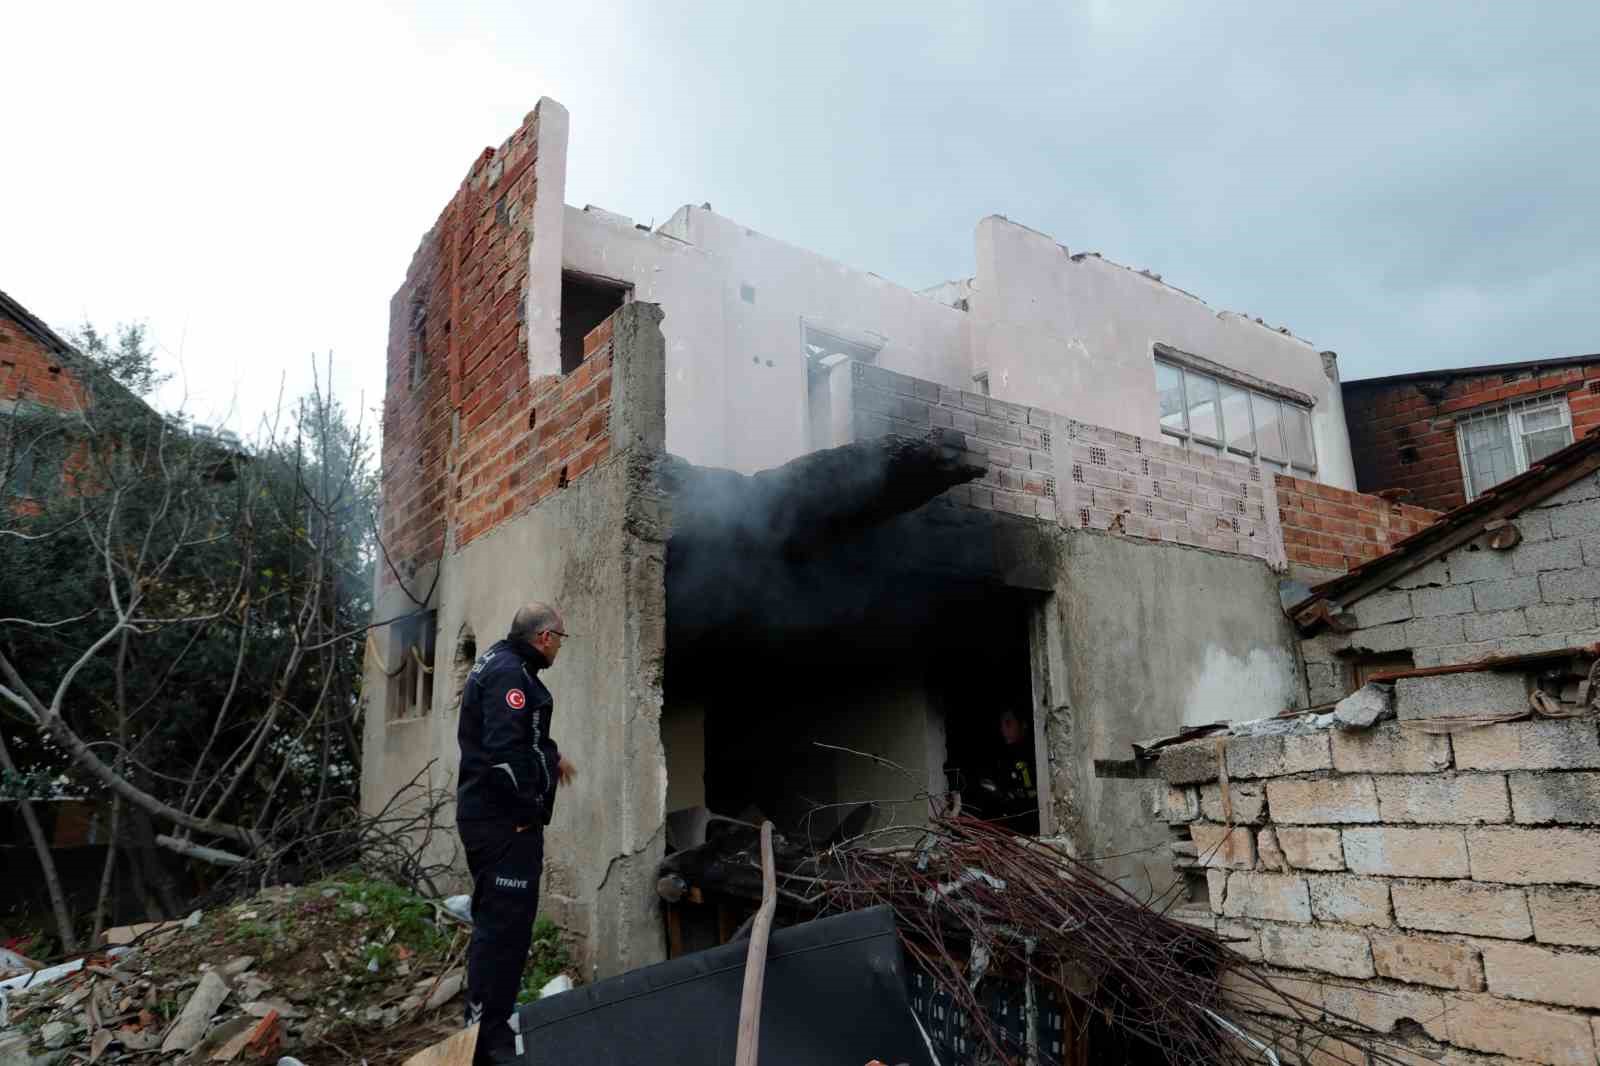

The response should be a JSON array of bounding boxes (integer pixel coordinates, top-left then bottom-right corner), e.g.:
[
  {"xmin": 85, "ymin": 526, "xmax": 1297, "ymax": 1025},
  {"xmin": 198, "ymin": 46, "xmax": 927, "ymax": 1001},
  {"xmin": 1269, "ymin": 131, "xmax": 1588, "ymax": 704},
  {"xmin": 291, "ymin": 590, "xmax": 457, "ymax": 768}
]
[
  {"xmin": 539, "ymin": 975, "xmax": 573, "ymax": 998},
  {"xmin": 182, "ymin": 910, "xmax": 203, "ymax": 930},
  {"xmin": 1334, "ymin": 683, "xmax": 1395, "ymax": 731},
  {"xmin": 441, "ymin": 895, "xmax": 473, "ymax": 925}
]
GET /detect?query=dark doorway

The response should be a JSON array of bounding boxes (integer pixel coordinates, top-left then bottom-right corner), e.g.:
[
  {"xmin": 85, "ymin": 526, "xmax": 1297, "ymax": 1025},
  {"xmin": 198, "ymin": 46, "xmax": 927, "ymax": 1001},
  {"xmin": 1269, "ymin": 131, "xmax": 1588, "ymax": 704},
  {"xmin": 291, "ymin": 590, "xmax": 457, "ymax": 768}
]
[{"xmin": 559, "ymin": 271, "xmax": 630, "ymax": 375}]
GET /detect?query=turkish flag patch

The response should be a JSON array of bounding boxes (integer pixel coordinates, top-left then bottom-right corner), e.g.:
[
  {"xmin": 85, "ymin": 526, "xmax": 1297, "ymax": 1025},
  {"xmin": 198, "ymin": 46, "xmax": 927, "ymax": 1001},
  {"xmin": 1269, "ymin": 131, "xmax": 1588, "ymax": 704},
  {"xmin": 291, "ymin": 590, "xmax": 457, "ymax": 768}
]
[{"xmin": 505, "ymin": 689, "xmax": 527, "ymax": 710}]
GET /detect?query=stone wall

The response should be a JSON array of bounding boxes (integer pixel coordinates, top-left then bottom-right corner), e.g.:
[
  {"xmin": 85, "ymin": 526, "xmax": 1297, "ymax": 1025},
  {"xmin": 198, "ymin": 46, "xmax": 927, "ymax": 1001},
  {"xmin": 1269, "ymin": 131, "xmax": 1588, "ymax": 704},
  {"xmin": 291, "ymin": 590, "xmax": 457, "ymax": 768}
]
[
  {"xmin": 1302, "ymin": 468, "xmax": 1600, "ymax": 705},
  {"xmin": 1276, "ymin": 475, "xmax": 1440, "ymax": 577},
  {"xmin": 1158, "ymin": 679, "xmax": 1600, "ymax": 1066}
]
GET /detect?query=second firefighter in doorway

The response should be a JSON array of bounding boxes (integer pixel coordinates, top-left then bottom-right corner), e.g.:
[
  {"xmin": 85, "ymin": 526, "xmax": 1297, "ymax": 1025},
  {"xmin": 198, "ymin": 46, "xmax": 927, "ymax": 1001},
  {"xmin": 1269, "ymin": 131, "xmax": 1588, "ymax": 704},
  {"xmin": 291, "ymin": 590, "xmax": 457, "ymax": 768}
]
[{"xmin": 974, "ymin": 708, "xmax": 1039, "ymax": 835}]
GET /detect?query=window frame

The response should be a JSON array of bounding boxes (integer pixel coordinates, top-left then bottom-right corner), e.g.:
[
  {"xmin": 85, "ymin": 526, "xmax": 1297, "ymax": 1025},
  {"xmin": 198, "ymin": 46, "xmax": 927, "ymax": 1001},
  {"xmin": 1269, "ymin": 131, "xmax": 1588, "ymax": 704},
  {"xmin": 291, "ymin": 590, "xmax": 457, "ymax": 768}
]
[
  {"xmin": 1455, "ymin": 391, "xmax": 1575, "ymax": 501},
  {"xmin": 1152, "ymin": 353, "xmax": 1318, "ymax": 476}
]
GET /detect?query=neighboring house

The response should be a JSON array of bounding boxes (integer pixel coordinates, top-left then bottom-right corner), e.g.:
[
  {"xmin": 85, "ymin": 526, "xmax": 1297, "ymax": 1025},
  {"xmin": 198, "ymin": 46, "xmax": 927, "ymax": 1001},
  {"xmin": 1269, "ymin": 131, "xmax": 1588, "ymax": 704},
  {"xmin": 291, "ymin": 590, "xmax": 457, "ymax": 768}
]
[
  {"xmin": 365, "ymin": 97, "xmax": 1428, "ymax": 978},
  {"xmin": 0, "ymin": 288, "xmax": 91, "ymax": 502},
  {"xmin": 1343, "ymin": 354, "xmax": 1600, "ymax": 512}
]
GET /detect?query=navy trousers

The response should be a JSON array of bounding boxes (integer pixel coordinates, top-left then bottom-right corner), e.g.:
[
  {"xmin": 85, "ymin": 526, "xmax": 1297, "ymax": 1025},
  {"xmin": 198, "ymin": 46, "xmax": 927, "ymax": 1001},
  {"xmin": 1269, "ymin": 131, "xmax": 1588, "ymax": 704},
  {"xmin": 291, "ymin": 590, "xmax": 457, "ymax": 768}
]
[{"xmin": 460, "ymin": 820, "xmax": 544, "ymax": 1064}]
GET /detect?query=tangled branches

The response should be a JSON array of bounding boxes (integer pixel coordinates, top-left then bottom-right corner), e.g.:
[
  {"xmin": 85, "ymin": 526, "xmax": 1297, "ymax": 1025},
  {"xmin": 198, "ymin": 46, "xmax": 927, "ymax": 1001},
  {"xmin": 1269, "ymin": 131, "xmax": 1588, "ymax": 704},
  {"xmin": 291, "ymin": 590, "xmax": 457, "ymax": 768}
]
[{"xmin": 811, "ymin": 816, "xmax": 1405, "ymax": 1065}]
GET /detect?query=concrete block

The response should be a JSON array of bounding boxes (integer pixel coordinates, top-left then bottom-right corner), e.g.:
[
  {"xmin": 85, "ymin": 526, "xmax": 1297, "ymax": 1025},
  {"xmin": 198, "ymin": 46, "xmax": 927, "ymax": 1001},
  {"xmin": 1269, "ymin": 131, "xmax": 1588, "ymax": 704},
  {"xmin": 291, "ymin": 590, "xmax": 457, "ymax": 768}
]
[
  {"xmin": 1524, "ymin": 601, "xmax": 1598, "ymax": 634},
  {"xmin": 1512, "ymin": 537, "xmax": 1584, "ymax": 575},
  {"xmin": 1391, "ymin": 880, "xmax": 1532, "ymax": 939},
  {"xmin": 1463, "ymin": 609, "xmax": 1529, "ymax": 643},
  {"xmin": 1468, "ymin": 827, "xmax": 1600, "ymax": 885},
  {"xmin": 1528, "ymin": 886, "xmax": 1600, "ymax": 946},
  {"xmin": 1416, "ymin": 642, "xmax": 1498, "ymax": 667},
  {"xmin": 1482, "ymin": 941, "xmax": 1600, "ymax": 1009},
  {"xmin": 1306, "ymin": 662, "xmax": 1345, "ymax": 706},
  {"xmin": 1394, "ymin": 558, "xmax": 1451, "ymax": 589},
  {"xmin": 1453, "ymin": 718, "xmax": 1600, "ymax": 771},
  {"xmin": 1301, "ymin": 632, "xmax": 1350, "ymax": 664},
  {"xmin": 1345, "ymin": 621, "xmax": 1411, "ymax": 654},
  {"xmin": 1158, "ymin": 740, "xmax": 1221, "ymax": 784},
  {"xmin": 1259, "ymin": 922, "xmax": 1374, "ymax": 979},
  {"xmin": 1331, "ymin": 722, "xmax": 1450, "ymax": 774},
  {"xmin": 1375, "ymin": 773, "xmax": 1511, "ymax": 824},
  {"xmin": 1162, "ymin": 786, "xmax": 1200, "ymax": 823},
  {"xmin": 1549, "ymin": 497, "xmax": 1600, "ymax": 538},
  {"xmin": 1449, "ymin": 547, "xmax": 1516, "ymax": 583},
  {"xmin": 1471, "ymin": 576, "xmax": 1542, "ymax": 612},
  {"xmin": 1371, "ymin": 932, "xmax": 1484, "ymax": 991},
  {"xmin": 1539, "ymin": 566, "xmax": 1600, "ymax": 603},
  {"xmin": 1221, "ymin": 871, "xmax": 1312, "ymax": 923},
  {"xmin": 1343, "ymin": 827, "xmax": 1469, "ymax": 878},
  {"xmin": 1543, "ymin": 473, "xmax": 1600, "ymax": 506},
  {"xmin": 1510, "ymin": 771, "xmax": 1600, "ymax": 824},
  {"xmin": 1307, "ymin": 874, "xmax": 1391, "ymax": 927},
  {"xmin": 1352, "ymin": 589, "xmax": 1413, "ymax": 627},
  {"xmin": 1583, "ymin": 534, "xmax": 1600, "ymax": 569},
  {"xmin": 1275, "ymin": 827, "xmax": 1345, "ymax": 870},
  {"xmin": 1332, "ymin": 683, "xmax": 1392, "ymax": 730},
  {"xmin": 1395, "ymin": 670, "xmax": 1531, "ymax": 722},
  {"xmin": 1198, "ymin": 780, "xmax": 1267, "ymax": 823},
  {"xmin": 1219, "ymin": 966, "xmax": 1325, "ymax": 1019},
  {"xmin": 1442, "ymin": 992, "xmax": 1597, "ymax": 1066},
  {"xmin": 1256, "ymin": 827, "xmax": 1286, "ymax": 870},
  {"xmin": 1410, "ymin": 585, "xmax": 1475, "ymax": 618},
  {"xmin": 1225, "ymin": 732, "xmax": 1333, "ymax": 779},
  {"xmin": 1322, "ymin": 982, "xmax": 1448, "ymax": 1041},
  {"xmin": 1189, "ymin": 824, "xmax": 1256, "ymax": 869},
  {"xmin": 1516, "ymin": 509, "xmax": 1555, "ymax": 542},
  {"xmin": 1214, "ymin": 918, "xmax": 1262, "ymax": 961},
  {"xmin": 1266, "ymin": 776, "xmax": 1380, "ymax": 824},
  {"xmin": 1404, "ymin": 616, "xmax": 1466, "ymax": 648}
]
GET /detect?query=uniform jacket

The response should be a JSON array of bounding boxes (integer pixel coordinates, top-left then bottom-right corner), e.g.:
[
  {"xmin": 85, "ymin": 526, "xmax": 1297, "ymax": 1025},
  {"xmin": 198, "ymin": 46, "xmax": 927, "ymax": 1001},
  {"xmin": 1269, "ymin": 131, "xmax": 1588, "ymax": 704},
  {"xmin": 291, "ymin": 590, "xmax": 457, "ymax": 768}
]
[{"xmin": 456, "ymin": 639, "xmax": 560, "ymax": 826}]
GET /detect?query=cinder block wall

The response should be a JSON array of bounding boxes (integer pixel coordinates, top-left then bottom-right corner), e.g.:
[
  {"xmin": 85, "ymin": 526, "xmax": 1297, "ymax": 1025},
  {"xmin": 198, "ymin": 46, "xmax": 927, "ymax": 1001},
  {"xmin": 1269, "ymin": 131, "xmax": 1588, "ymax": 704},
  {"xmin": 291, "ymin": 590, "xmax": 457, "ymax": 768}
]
[
  {"xmin": 1159, "ymin": 696, "xmax": 1600, "ymax": 1066},
  {"xmin": 1302, "ymin": 469, "xmax": 1600, "ymax": 705}
]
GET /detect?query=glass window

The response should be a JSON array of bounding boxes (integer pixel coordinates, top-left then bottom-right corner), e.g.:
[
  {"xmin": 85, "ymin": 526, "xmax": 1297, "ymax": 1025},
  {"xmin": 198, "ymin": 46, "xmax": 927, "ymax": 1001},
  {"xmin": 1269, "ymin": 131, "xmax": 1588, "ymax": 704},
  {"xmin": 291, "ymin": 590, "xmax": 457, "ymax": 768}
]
[
  {"xmin": 1460, "ymin": 414, "xmax": 1517, "ymax": 497},
  {"xmin": 1520, "ymin": 403, "xmax": 1572, "ymax": 465},
  {"xmin": 1285, "ymin": 405, "xmax": 1316, "ymax": 470},
  {"xmin": 1221, "ymin": 383, "xmax": 1254, "ymax": 453},
  {"xmin": 1185, "ymin": 370, "xmax": 1221, "ymax": 442},
  {"xmin": 1156, "ymin": 361, "xmax": 1186, "ymax": 434},
  {"xmin": 1252, "ymin": 392, "xmax": 1284, "ymax": 461},
  {"xmin": 1458, "ymin": 394, "xmax": 1574, "ymax": 498}
]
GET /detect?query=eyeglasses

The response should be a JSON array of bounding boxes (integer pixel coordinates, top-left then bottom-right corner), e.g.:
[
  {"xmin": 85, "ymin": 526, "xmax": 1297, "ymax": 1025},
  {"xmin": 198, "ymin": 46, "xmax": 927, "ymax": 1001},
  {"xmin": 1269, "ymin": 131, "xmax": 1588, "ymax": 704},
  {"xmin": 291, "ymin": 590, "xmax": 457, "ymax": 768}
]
[{"xmin": 545, "ymin": 629, "xmax": 568, "ymax": 639}]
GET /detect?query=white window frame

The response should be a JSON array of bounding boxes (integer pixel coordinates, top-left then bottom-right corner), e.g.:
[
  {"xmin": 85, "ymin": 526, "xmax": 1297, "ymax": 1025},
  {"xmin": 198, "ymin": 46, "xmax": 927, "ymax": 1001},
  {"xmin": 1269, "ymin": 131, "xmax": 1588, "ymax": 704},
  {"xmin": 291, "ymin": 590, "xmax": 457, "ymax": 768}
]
[
  {"xmin": 1154, "ymin": 356, "xmax": 1318, "ymax": 475},
  {"xmin": 1455, "ymin": 391, "xmax": 1574, "ymax": 501}
]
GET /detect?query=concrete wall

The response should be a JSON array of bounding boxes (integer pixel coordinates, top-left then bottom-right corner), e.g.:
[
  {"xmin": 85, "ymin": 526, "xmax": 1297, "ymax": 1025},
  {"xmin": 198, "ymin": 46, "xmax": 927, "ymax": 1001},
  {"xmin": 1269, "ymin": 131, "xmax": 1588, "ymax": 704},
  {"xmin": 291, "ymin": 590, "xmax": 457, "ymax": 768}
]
[
  {"xmin": 1051, "ymin": 532, "xmax": 1303, "ymax": 896},
  {"xmin": 966, "ymin": 216, "xmax": 1358, "ymax": 491},
  {"xmin": 1302, "ymin": 469, "xmax": 1600, "ymax": 704},
  {"xmin": 1157, "ymin": 673, "xmax": 1600, "ymax": 1066}
]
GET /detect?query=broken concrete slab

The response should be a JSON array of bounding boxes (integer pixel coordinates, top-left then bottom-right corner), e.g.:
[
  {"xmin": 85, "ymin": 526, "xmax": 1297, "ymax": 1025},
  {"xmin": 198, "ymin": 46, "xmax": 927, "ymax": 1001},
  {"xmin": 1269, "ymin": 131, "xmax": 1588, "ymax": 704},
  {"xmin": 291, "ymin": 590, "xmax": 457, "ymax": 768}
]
[{"xmin": 1334, "ymin": 683, "xmax": 1394, "ymax": 731}]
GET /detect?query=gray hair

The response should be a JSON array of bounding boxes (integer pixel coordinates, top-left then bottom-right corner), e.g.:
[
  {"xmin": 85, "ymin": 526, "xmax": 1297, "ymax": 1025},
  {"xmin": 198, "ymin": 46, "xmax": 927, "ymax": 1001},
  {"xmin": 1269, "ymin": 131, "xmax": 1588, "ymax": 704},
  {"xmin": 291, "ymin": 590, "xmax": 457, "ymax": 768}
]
[{"xmin": 508, "ymin": 602, "xmax": 562, "ymax": 643}]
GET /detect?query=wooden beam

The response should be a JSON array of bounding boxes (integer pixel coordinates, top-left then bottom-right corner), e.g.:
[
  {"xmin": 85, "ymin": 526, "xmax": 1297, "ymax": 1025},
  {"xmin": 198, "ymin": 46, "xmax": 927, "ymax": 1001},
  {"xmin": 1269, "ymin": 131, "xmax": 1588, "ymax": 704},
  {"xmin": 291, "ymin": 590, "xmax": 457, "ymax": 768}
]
[{"xmin": 734, "ymin": 822, "xmax": 777, "ymax": 1066}]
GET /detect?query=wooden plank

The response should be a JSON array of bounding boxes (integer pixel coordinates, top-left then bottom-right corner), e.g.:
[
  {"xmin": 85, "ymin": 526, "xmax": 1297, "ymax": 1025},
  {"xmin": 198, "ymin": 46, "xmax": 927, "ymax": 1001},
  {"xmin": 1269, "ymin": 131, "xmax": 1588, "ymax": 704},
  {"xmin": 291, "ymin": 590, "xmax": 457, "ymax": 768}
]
[
  {"xmin": 401, "ymin": 1025, "xmax": 477, "ymax": 1066},
  {"xmin": 733, "ymin": 822, "xmax": 776, "ymax": 1066}
]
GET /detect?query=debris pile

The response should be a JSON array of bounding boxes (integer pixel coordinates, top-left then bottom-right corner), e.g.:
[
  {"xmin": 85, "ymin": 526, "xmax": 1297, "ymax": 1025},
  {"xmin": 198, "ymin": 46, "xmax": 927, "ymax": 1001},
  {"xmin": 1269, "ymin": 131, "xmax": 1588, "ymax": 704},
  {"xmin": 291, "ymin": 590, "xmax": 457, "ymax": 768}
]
[{"xmin": 0, "ymin": 876, "xmax": 573, "ymax": 1066}]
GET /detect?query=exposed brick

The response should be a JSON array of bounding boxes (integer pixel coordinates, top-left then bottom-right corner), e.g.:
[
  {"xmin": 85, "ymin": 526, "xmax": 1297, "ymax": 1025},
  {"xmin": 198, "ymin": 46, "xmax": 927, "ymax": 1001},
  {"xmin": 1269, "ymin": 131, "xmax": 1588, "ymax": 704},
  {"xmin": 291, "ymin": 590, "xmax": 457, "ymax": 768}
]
[
  {"xmin": 1528, "ymin": 886, "xmax": 1600, "ymax": 947},
  {"xmin": 1441, "ymin": 992, "xmax": 1597, "ymax": 1066},
  {"xmin": 1374, "ymin": 773, "xmax": 1510, "ymax": 824},
  {"xmin": 1452, "ymin": 717, "xmax": 1600, "ymax": 771},
  {"xmin": 1258, "ymin": 922, "xmax": 1374, "ymax": 978},
  {"xmin": 1510, "ymin": 771, "xmax": 1600, "ymax": 824},
  {"xmin": 1265, "ymin": 776, "xmax": 1380, "ymax": 824},
  {"xmin": 1221, "ymin": 872, "xmax": 1312, "ymax": 923},
  {"xmin": 1481, "ymin": 941, "xmax": 1600, "ymax": 1009},
  {"xmin": 1371, "ymin": 932, "xmax": 1484, "ymax": 991},
  {"xmin": 1198, "ymin": 780, "xmax": 1267, "ymax": 823},
  {"xmin": 1225, "ymin": 733, "xmax": 1333, "ymax": 779},
  {"xmin": 1330, "ymin": 722, "xmax": 1451, "ymax": 774},
  {"xmin": 1307, "ymin": 874, "xmax": 1391, "ymax": 927},
  {"xmin": 1391, "ymin": 879, "xmax": 1531, "ymax": 938},
  {"xmin": 1468, "ymin": 827, "xmax": 1600, "ymax": 885},
  {"xmin": 1343, "ymin": 827, "xmax": 1469, "ymax": 878},
  {"xmin": 1276, "ymin": 826, "xmax": 1346, "ymax": 870},
  {"xmin": 1189, "ymin": 824, "xmax": 1256, "ymax": 869},
  {"xmin": 1394, "ymin": 670, "xmax": 1531, "ymax": 722}
]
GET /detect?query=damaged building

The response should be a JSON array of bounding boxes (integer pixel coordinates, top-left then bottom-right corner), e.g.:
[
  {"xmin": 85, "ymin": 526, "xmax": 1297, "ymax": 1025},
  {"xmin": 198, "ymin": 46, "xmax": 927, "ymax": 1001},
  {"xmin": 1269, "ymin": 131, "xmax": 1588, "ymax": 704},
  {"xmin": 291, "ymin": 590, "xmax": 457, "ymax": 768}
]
[{"xmin": 364, "ymin": 96, "xmax": 1440, "ymax": 978}]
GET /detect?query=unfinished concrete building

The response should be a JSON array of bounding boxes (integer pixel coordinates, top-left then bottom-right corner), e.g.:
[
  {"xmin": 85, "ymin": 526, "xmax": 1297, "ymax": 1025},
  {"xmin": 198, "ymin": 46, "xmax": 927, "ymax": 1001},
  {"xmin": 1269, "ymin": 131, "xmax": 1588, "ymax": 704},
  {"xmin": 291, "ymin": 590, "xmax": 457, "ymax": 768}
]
[{"xmin": 364, "ymin": 97, "xmax": 1434, "ymax": 978}]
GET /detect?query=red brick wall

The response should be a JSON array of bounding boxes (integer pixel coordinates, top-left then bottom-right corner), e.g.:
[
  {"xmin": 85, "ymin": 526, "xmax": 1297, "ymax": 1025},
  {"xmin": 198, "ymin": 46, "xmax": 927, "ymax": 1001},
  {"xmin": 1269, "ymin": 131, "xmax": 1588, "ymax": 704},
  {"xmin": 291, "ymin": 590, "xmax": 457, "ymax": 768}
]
[
  {"xmin": 1276, "ymin": 475, "xmax": 1440, "ymax": 573},
  {"xmin": 381, "ymin": 105, "xmax": 612, "ymax": 585},
  {"xmin": 0, "ymin": 310, "xmax": 87, "ymax": 411},
  {"xmin": 1345, "ymin": 361, "xmax": 1600, "ymax": 512}
]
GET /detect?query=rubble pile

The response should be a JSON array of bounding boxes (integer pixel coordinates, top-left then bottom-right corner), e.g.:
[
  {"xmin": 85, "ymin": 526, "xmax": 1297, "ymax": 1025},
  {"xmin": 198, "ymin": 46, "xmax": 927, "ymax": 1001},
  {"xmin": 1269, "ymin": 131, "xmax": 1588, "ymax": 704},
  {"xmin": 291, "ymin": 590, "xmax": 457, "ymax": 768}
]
[{"xmin": 0, "ymin": 877, "xmax": 573, "ymax": 1066}]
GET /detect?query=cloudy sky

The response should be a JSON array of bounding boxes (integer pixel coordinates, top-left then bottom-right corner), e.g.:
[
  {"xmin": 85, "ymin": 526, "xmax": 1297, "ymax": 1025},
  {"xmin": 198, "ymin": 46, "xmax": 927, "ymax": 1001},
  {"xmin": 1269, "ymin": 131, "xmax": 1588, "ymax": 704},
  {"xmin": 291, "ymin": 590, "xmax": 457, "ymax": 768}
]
[{"xmin": 3, "ymin": 1, "xmax": 1596, "ymax": 435}]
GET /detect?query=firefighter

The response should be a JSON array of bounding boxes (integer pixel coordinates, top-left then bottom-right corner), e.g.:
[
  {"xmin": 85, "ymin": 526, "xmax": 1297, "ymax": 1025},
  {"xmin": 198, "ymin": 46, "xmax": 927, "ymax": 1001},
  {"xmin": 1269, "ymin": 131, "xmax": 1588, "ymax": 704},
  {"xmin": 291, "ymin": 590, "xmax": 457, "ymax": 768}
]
[
  {"xmin": 455, "ymin": 602, "xmax": 576, "ymax": 1066},
  {"xmin": 975, "ymin": 708, "xmax": 1039, "ymax": 833}
]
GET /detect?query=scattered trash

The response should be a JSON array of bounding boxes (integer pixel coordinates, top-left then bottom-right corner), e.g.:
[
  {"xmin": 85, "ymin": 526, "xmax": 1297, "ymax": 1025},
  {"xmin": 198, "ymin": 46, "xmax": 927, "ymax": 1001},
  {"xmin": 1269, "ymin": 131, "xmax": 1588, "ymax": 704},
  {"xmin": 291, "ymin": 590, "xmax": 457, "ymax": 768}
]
[
  {"xmin": 538, "ymin": 974, "xmax": 573, "ymax": 998},
  {"xmin": 439, "ymin": 895, "xmax": 472, "ymax": 926},
  {"xmin": 184, "ymin": 910, "xmax": 205, "ymax": 930},
  {"xmin": 162, "ymin": 970, "xmax": 232, "ymax": 1054},
  {"xmin": 423, "ymin": 971, "xmax": 464, "ymax": 1012}
]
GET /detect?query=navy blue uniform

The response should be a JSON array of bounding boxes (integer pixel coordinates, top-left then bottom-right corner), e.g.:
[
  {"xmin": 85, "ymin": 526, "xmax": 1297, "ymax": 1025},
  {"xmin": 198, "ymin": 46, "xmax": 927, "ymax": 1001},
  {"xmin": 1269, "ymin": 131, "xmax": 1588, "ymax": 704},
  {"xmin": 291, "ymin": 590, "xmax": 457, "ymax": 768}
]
[{"xmin": 456, "ymin": 639, "xmax": 560, "ymax": 1063}]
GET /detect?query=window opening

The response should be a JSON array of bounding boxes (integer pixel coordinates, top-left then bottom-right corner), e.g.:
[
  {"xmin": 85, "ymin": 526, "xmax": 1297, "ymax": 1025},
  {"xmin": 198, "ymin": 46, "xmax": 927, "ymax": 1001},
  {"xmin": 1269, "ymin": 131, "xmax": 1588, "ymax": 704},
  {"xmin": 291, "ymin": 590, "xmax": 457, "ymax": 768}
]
[
  {"xmin": 390, "ymin": 609, "xmax": 437, "ymax": 720},
  {"xmin": 559, "ymin": 271, "xmax": 630, "ymax": 375},
  {"xmin": 1154, "ymin": 355, "xmax": 1317, "ymax": 475},
  {"xmin": 805, "ymin": 326, "xmax": 880, "ymax": 451},
  {"xmin": 1456, "ymin": 392, "xmax": 1574, "ymax": 500}
]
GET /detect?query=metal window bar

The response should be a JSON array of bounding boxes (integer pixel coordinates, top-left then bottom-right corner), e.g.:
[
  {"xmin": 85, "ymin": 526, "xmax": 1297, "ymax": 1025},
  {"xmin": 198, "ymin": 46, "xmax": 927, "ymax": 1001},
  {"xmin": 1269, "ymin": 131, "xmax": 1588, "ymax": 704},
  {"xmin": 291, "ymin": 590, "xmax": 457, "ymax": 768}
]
[{"xmin": 1456, "ymin": 392, "xmax": 1574, "ymax": 500}]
